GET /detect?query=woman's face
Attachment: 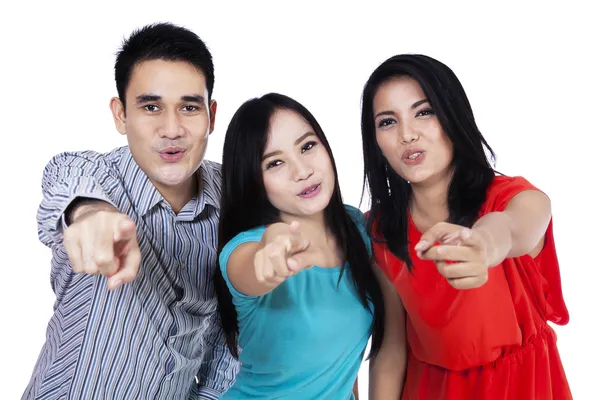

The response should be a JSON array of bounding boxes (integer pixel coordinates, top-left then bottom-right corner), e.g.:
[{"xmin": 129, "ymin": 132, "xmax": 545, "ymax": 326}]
[
  {"xmin": 373, "ymin": 76, "xmax": 453, "ymax": 187},
  {"xmin": 261, "ymin": 108, "xmax": 335, "ymax": 222}
]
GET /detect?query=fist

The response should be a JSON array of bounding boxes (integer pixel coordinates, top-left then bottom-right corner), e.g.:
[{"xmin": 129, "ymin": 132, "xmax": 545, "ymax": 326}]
[
  {"xmin": 63, "ymin": 209, "xmax": 141, "ymax": 290},
  {"xmin": 254, "ymin": 221, "xmax": 311, "ymax": 284},
  {"xmin": 415, "ymin": 222, "xmax": 490, "ymax": 290}
]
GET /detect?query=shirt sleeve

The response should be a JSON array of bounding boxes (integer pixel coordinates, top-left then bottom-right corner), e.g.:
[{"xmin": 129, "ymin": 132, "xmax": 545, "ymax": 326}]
[
  {"xmin": 485, "ymin": 175, "xmax": 569, "ymax": 325},
  {"xmin": 484, "ymin": 175, "xmax": 540, "ymax": 213},
  {"xmin": 36, "ymin": 150, "xmax": 121, "ymax": 249}
]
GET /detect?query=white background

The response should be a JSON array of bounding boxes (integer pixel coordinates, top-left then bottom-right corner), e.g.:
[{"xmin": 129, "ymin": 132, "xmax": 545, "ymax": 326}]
[{"xmin": 1, "ymin": 1, "xmax": 598, "ymax": 399}]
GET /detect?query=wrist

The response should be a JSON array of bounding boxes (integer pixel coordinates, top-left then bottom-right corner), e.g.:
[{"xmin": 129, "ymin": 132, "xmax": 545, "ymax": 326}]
[
  {"xmin": 472, "ymin": 212, "xmax": 512, "ymax": 267},
  {"xmin": 67, "ymin": 198, "xmax": 118, "ymax": 225}
]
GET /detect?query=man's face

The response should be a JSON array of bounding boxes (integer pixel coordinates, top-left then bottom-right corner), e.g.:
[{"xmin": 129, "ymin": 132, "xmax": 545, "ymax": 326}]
[{"xmin": 111, "ymin": 59, "xmax": 217, "ymax": 196}]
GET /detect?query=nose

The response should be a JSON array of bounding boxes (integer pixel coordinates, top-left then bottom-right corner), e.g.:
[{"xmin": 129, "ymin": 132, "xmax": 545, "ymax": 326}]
[
  {"xmin": 290, "ymin": 157, "xmax": 313, "ymax": 182},
  {"xmin": 399, "ymin": 120, "xmax": 420, "ymax": 144},
  {"xmin": 159, "ymin": 110, "xmax": 184, "ymax": 139}
]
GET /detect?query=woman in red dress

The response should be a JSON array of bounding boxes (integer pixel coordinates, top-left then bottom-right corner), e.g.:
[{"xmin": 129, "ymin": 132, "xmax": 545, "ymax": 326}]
[{"xmin": 360, "ymin": 54, "xmax": 572, "ymax": 399}]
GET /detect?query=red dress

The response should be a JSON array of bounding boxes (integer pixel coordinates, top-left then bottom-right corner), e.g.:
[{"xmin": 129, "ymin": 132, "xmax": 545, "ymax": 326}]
[{"xmin": 371, "ymin": 176, "xmax": 572, "ymax": 399}]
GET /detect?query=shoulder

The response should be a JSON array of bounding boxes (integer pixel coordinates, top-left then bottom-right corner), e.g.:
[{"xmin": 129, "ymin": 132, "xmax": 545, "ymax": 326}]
[
  {"xmin": 200, "ymin": 159, "xmax": 222, "ymax": 188},
  {"xmin": 223, "ymin": 226, "xmax": 266, "ymax": 251},
  {"xmin": 200, "ymin": 159, "xmax": 222, "ymax": 205},
  {"xmin": 219, "ymin": 226, "xmax": 267, "ymax": 268},
  {"xmin": 48, "ymin": 146, "xmax": 124, "ymax": 165},
  {"xmin": 43, "ymin": 147, "xmax": 128, "ymax": 180},
  {"xmin": 488, "ymin": 174, "xmax": 537, "ymax": 192},
  {"xmin": 344, "ymin": 204, "xmax": 367, "ymax": 226},
  {"xmin": 202, "ymin": 159, "xmax": 222, "ymax": 177},
  {"xmin": 484, "ymin": 174, "xmax": 543, "ymax": 212}
]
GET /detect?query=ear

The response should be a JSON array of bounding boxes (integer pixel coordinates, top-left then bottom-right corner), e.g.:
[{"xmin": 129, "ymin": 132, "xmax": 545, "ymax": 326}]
[
  {"xmin": 208, "ymin": 99, "xmax": 217, "ymax": 134},
  {"xmin": 110, "ymin": 97, "xmax": 127, "ymax": 135}
]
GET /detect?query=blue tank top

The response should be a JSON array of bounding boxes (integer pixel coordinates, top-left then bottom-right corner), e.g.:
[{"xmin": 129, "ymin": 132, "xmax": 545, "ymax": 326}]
[{"xmin": 219, "ymin": 205, "xmax": 373, "ymax": 399}]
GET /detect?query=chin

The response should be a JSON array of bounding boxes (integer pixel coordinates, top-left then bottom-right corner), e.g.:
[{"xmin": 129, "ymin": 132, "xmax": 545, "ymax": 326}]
[
  {"xmin": 155, "ymin": 170, "xmax": 194, "ymax": 187},
  {"xmin": 409, "ymin": 172, "xmax": 447, "ymax": 187},
  {"xmin": 306, "ymin": 195, "xmax": 331, "ymax": 215},
  {"xmin": 288, "ymin": 199, "xmax": 328, "ymax": 219}
]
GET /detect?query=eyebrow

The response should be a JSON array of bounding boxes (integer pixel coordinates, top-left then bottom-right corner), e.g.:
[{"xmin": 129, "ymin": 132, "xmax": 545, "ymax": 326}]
[
  {"xmin": 374, "ymin": 98, "xmax": 430, "ymax": 119},
  {"xmin": 181, "ymin": 95, "xmax": 205, "ymax": 103},
  {"xmin": 135, "ymin": 94, "xmax": 161, "ymax": 104},
  {"xmin": 135, "ymin": 93, "xmax": 205, "ymax": 104},
  {"xmin": 294, "ymin": 131, "xmax": 315, "ymax": 145},
  {"xmin": 262, "ymin": 131, "xmax": 316, "ymax": 161}
]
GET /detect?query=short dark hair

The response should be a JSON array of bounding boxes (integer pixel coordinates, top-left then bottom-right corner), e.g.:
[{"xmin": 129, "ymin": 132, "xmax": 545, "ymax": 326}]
[{"xmin": 114, "ymin": 22, "xmax": 214, "ymax": 108}]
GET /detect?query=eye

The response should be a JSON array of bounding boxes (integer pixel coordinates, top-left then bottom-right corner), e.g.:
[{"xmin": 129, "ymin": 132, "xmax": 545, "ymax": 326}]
[
  {"xmin": 266, "ymin": 160, "xmax": 282, "ymax": 170},
  {"xmin": 144, "ymin": 104, "xmax": 160, "ymax": 112},
  {"xmin": 377, "ymin": 118, "xmax": 396, "ymax": 128},
  {"xmin": 182, "ymin": 105, "xmax": 199, "ymax": 112},
  {"xmin": 301, "ymin": 141, "xmax": 317, "ymax": 153},
  {"xmin": 416, "ymin": 108, "xmax": 434, "ymax": 117}
]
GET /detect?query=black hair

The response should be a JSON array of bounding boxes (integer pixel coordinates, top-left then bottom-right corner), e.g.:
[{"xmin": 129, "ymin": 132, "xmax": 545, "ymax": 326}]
[
  {"xmin": 361, "ymin": 54, "xmax": 496, "ymax": 270},
  {"xmin": 214, "ymin": 93, "xmax": 385, "ymax": 359},
  {"xmin": 114, "ymin": 22, "xmax": 214, "ymax": 110}
]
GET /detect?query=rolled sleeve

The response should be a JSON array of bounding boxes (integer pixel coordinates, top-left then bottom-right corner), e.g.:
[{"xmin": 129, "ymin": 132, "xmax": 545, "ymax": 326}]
[{"xmin": 37, "ymin": 151, "xmax": 121, "ymax": 248}]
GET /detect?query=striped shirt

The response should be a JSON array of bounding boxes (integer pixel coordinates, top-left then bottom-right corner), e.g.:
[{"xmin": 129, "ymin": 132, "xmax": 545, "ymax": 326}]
[{"xmin": 23, "ymin": 146, "xmax": 239, "ymax": 400}]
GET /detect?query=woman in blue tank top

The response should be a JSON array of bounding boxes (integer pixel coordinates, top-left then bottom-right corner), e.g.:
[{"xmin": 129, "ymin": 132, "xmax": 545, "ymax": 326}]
[{"xmin": 213, "ymin": 93, "xmax": 406, "ymax": 399}]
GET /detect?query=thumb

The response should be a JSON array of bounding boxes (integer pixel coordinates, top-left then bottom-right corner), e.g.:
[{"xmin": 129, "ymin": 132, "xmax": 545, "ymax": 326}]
[{"xmin": 286, "ymin": 252, "xmax": 313, "ymax": 272}]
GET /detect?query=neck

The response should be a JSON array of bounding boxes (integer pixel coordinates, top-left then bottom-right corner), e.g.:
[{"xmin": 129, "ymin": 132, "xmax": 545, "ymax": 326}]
[
  {"xmin": 281, "ymin": 210, "xmax": 342, "ymax": 266},
  {"xmin": 156, "ymin": 173, "xmax": 199, "ymax": 215},
  {"xmin": 281, "ymin": 210, "xmax": 332, "ymax": 238},
  {"xmin": 409, "ymin": 170, "xmax": 453, "ymax": 229},
  {"xmin": 281, "ymin": 210, "xmax": 325, "ymax": 228}
]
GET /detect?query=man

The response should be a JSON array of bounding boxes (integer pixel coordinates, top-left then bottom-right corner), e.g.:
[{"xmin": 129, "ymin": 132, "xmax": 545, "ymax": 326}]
[{"xmin": 23, "ymin": 22, "xmax": 238, "ymax": 399}]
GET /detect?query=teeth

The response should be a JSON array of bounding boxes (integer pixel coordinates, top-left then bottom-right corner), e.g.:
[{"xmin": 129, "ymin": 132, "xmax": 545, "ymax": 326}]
[
  {"xmin": 408, "ymin": 152, "xmax": 422, "ymax": 159},
  {"xmin": 302, "ymin": 186, "xmax": 317, "ymax": 195}
]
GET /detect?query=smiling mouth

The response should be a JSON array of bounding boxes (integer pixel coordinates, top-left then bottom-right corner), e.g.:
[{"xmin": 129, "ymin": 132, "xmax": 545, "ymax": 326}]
[{"xmin": 298, "ymin": 183, "xmax": 322, "ymax": 196}]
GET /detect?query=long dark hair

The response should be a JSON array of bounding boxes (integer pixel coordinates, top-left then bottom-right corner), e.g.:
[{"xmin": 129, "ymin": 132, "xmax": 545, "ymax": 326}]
[
  {"xmin": 214, "ymin": 93, "xmax": 385, "ymax": 359},
  {"xmin": 361, "ymin": 54, "xmax": 497, "ymax": 270}
]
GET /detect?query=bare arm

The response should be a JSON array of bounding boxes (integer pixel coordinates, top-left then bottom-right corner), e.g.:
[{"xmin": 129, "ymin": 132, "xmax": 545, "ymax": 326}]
[
  {"xmin": 226, "ymin": 222, "xmax": 311, "ymax": 297},
  {"xmin": 226, "ymin": 241, "xmax": 277, "ymax": 297},
  {"xmin": 369, "ymin": 266, "xmax": 407, "ymax": 400},
  {"xmin": 473, "ymin": 190, "xmax": 551, "ymax": 266}
]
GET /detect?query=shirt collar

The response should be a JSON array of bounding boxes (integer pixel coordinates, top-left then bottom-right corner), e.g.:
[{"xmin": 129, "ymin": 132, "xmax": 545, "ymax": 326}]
[{"xmin": 118, "ymin": 147, "xmax": 221, "ymax": 218}]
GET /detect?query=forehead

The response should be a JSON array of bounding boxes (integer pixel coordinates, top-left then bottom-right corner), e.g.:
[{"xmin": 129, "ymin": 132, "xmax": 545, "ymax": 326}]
[
  {"xmin": 265, "ymin": 109, "xmax": 313, "ymax": 149},
  {"xmin": 126, "ymin": 59, "xmax": 208, "ymax": 100},
  {"xmin": 373, "ymin": 76, "xmax": 426, "ymax": 111}
]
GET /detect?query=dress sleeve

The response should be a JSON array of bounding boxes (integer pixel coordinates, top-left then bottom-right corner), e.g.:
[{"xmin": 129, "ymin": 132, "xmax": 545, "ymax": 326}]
[{"xmin": 485, "ymin": 175, "xmax": 569, "ymax": 325}]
